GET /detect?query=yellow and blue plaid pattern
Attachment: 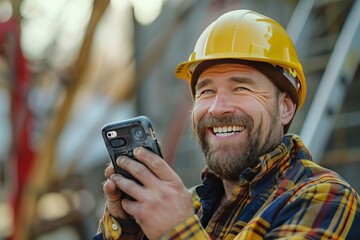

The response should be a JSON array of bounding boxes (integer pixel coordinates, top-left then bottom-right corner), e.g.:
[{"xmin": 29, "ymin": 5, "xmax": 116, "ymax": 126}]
[{"xmin": 161, "ymin": 134, "xmax": 360, "ymax": 239}]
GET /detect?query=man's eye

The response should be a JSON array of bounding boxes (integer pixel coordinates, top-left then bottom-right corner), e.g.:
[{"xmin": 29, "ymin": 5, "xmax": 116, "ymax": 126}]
[
  {"xmin": 235, "ymin": 87, "xmax": 250, "ymax": 92},
  {"xmin": 202, "ymin": 89, "xmax": 214, "ymax": 94},
  {"xmin": 195, "ymin": 89, "xmax": 214, "ymax": 98}
]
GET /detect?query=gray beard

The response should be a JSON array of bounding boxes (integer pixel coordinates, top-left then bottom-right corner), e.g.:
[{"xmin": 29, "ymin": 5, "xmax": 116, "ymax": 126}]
[{"xmin": 192, "ymin": 113, "xmax": 282, "ymax": 181}]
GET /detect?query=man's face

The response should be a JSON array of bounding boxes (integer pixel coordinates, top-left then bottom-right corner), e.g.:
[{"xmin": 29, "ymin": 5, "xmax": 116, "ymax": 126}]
[{"xmin": 191, "ymin": 63, "xmax": 286, "ymax": 181}]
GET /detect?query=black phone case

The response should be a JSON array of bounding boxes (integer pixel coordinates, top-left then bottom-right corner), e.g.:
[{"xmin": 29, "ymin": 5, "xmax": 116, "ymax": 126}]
[{"xmin": 101, "ymin": 116, "xmax": 162, "ymax": 182}]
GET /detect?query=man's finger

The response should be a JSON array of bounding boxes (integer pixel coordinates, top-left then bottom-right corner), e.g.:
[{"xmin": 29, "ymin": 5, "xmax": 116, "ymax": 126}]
[
  {"xmin": 103, "ymin": 179, "xmax": 121, "ymax": 202},
  {"xmin": 105, "ymin": 164, "xmax": 115, "ymax": 179},
  {"xmin": 133, "ymin": 147, "xmax": 179, "ymax": 182},
  {"xmin": 110, "ymin": 174, "xmax": 147, "ymax": 201}
]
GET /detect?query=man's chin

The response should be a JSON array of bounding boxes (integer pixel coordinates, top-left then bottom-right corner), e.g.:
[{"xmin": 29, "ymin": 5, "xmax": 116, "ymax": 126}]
[
  {"xmin": 208, "ymin": 167, "xmax": 240, "ymax": 182},
  {"xmin": 210, "ymin": 145, "xmax": 245, "ymax": 157},
  {"xmin": 208, "ymin": 142, "xmax": 244, "ymax": 151},
  {"xmin": 206, "ymin": 152, "xmax": 243, "ymax": 175}
]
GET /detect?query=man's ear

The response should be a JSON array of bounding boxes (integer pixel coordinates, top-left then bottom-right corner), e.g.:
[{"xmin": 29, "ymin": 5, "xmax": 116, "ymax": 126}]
[{"xmin": 279, "ymin": 92, "xmax": 297, "ymax": 126}]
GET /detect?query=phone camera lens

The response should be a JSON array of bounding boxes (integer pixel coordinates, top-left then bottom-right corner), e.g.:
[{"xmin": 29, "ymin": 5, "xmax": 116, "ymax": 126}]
[
  {"xmin": 130, "ymin": 126, "xmax": 146, "ymax": 141},
  {"xmin": 134, "ymin": 129, "xmax": 144, "ymax": 139}
]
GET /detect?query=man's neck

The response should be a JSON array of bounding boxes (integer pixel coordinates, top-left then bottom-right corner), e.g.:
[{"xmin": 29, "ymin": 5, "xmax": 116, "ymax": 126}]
[{"xmin": 221, "ymin": 180, "xmax": 236, "ymax": 203}]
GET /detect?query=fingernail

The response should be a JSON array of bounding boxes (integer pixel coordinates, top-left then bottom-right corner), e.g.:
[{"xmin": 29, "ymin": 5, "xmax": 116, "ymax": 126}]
[
  {"xmin": 116, "ymin": 156, "xmax": 125, "ymax": 166},
  {"xmin": 134, "ymin": 147, "xmax": 140, "ymax": 156},
  {"xmin": 110, "ymin": 174, "xmax": 119, "ymax": 182}
]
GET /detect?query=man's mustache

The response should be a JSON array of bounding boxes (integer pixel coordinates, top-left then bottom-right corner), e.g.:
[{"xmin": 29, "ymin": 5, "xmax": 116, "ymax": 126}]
[{"xmin": 197, "ymin": 114, "xmax": 254, "ymax": 131}]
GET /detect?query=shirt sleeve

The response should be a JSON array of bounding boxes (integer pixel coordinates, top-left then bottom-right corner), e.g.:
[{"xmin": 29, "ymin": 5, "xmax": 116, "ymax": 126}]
[
  {"xmin": 265, "ymin": 180, "xmax": 360, "ymax": 239},
  {"xmin": 159, "ymin": 215, "xmax": 210, "ymax": 240},
  {"xmin": 94, "ymin": 207, "xmax": 143, "ymax": 240}
]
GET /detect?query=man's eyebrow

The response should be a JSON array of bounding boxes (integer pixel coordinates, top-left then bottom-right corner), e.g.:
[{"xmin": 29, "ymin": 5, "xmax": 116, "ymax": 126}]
[
  {"xmin": 195, "ymin": 78, "xmax": 213, "ymax": 91},
  {"xmin": 195, "ymin": 76, "xmax": 256, "ymax": 91},
  {"xmin": 229, "ymin": 76, "xmax": 256, "ymax": 85}
]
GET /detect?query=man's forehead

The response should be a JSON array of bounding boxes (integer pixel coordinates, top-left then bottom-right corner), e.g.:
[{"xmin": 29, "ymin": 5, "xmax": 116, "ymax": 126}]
[
  {"xmin": 198, "ymin": 63, "xmax": 258, "ymax": 76},
  {"xmin": 195, "ymin": 63, "xmax": 275, "ymax": 91},
  {"xmin": 197, "ymin": 63, "xmax": 269, "ymax": 86}
]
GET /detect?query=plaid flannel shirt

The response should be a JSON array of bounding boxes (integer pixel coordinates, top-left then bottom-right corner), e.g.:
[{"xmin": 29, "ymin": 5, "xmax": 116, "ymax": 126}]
[{"xmin": 160, "ymin": 134, "xmax": 360, "ymax": 239}]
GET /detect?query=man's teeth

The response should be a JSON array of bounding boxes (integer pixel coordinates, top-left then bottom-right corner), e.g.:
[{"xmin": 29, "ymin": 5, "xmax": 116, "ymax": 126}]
[{"xmin": 213, "ymin": 126, "xmax": 245, "ymax": 136}]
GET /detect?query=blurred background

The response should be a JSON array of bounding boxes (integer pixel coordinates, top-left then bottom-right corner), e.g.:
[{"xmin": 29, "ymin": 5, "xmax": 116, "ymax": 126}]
[{"xmin": 0, "ymin": 0, "xmax": 359, "ymax": 239}]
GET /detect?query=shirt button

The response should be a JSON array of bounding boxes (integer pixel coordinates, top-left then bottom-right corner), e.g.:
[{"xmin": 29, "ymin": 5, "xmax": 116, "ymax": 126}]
[{"xmin": 112, "ymin": 223, "xmax": 118, "ymax": 231}]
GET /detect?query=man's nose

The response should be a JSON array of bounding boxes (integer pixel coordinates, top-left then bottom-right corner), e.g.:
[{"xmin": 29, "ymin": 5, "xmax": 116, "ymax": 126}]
[{"xmin": 208, "ymin": 91, "xmax": 236, "ymax": 117}]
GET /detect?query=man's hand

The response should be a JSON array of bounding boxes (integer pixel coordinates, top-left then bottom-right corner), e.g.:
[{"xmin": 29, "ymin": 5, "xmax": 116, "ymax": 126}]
[
  {"xmin": 103, "ymin": 164, "xmax": 131, "ymax": 219},
  {"xmin": 109, "ymin": 147, "xmax": 194, "ymax": 239}
]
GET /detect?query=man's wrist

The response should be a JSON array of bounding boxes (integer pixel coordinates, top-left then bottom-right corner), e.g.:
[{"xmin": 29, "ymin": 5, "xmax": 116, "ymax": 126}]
[
  {"xmin": 113, "ymin": 217, "xmax": 142, "ymax": 235},
  {"xmin": 99, "ymin": 208, "xmax": 143, "ymax": 239}
]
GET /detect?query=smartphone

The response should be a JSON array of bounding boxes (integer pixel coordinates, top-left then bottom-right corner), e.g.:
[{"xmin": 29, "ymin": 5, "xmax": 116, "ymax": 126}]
[{"xmin": 101, "ymin": 116, "xmax": 163, "ymax": 183}]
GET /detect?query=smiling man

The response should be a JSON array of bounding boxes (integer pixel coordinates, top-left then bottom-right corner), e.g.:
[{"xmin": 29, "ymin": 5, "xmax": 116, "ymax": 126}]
[{"xmin": 94, "ymin": 10, "xmax": 360, "ymax": 240}]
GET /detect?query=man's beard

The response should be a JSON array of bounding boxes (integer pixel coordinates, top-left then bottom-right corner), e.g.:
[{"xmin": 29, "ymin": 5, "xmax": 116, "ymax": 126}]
[{"xmin": 192, "ymin": 107, "xmax": 283, "ymax": 182}]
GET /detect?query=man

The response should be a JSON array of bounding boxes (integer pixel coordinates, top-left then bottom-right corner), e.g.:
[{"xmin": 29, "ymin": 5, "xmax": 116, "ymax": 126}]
[{"xmin": 93, "ymin": 10, "xmax": 360, "ymax": 239}]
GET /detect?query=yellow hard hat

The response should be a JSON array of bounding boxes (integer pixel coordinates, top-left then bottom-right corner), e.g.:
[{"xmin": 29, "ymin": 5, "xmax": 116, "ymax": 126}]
[{"xmin": 175, "ymin": 9, "xmax": 306, "ymax": 109}]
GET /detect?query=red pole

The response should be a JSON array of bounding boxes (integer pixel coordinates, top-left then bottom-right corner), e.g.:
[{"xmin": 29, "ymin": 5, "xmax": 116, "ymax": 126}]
[{"xmin": 0, "ymin": 18, "xmax": 34, "ymax": 240}]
